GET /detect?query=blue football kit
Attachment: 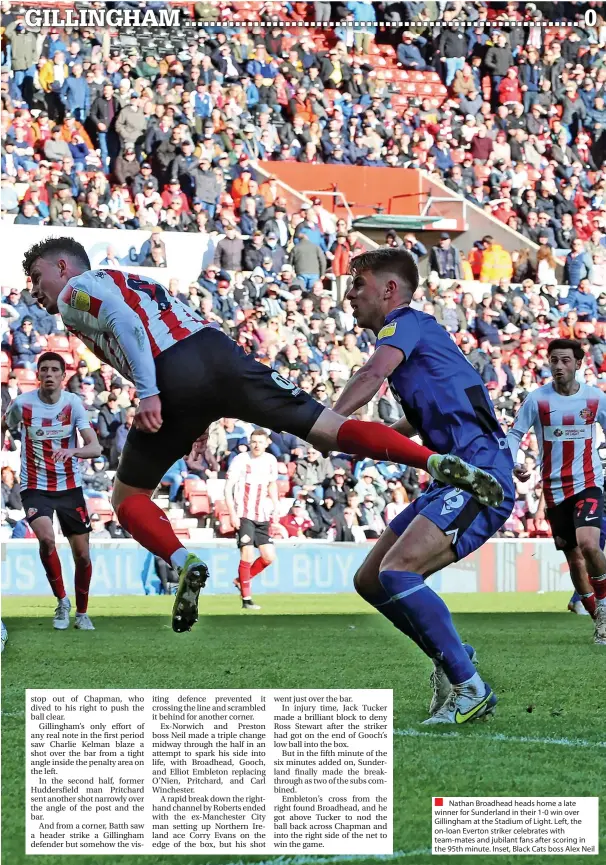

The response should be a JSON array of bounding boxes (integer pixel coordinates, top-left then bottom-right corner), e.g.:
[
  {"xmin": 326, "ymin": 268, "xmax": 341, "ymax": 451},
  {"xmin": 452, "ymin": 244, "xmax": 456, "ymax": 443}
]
[{"xmin": 376, "ymin": 306, "xmax": 514, "ymax": 559}]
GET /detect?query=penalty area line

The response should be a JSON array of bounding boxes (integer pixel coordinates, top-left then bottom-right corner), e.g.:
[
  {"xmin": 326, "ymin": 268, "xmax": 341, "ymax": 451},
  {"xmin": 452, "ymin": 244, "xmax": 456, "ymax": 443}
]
[{"xmin": 395, "ymin": 728, "xmax": 606, "ymax": 749}]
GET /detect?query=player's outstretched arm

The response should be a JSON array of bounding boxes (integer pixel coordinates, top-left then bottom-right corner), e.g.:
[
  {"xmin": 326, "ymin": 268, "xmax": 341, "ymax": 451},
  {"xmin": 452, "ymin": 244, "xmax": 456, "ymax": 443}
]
[
  {"xmin": 333, "ymin": 345, "xmax": 404, "ymax": 417},
  {"xmin": 58, "ymin": 274, "xmax": 162, "ymax": 433},
  {"xmin": 506, "ymin": 392, "xmax": 538, "ymax": 479},
  {"xmin": 53, "ymin": 428, "xmax": 103, "ymax": 463}
]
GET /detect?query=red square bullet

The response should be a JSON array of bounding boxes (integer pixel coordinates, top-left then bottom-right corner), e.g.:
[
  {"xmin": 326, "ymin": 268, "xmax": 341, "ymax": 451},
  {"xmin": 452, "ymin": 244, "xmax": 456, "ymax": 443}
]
[{"xmin": 434, "ymin": 798, "xmax": 444, "ymax": 807}]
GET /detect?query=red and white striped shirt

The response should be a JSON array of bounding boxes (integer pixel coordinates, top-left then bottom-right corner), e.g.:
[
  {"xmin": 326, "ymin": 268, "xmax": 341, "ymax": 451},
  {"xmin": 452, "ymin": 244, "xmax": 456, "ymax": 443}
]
[
  {"xmin": 227, "ymin": 452, "xmax": 278, "ymax": 522},
  {"xmin": 507, "ymin": 383, "xmax": 606, "ymax": 507},
  {"xmin": 4, "ymin": 391, "xmax": 91, "ymax": 492},
  {"xmin": 57, "ymin": 270, "xmax": 206, "ymax": 399}
]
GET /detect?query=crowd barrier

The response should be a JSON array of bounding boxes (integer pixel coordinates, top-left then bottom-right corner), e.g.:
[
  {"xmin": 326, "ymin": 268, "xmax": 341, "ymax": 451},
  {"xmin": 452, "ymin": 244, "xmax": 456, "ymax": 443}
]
[{"xmin": 1, "ymin": 539, "xmax": 571, "ymax": 596}]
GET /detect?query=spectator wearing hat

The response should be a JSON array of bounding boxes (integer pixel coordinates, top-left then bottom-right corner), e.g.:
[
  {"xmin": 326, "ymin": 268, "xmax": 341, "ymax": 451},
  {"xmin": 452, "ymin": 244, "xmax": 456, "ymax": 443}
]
[
  {"xmin": 131, "ymin": 161, "xmax": 157, "ymax": 196},
  {"xmin": 81, "ymin": 455, "xmax": 113, "ymax": 499},
  {"xmin": 11, "ymin": 317, "xmax": 41, "ymax": 370},
  {"xmin": 44, "ymin": 125, "xmax": 71, "ymax": 162},
  {"xmin": 214, "ymin": 224, "xmax": 244, "ymax": 272},
  {"xmin": 191, "ymin": 154, "xmax": 220, "ymax": 218},
  {"xmin": 243, "ymin": 231, "xmax": 271, "ymax": 272},
  {"xmin": 115, "ymin": 94, "xmax": 147, "ymax": 157},
  {"xmin": 429, "ymin": 233, "xmax": 462, "ymax": 281},
  {"xmin": 51, "ymin": 201, "xmax": 78, "ymax": 227},
  {"xmin": 89, "ymin": 512, "xmax": 112, "ymax": 539},
  {"xmin": 212, "ymin": 279, "xmax": 239, "ymax": 327},
  {"xmin": 66, "ymin": 360, "xmax": 91, "ymax": 394},
  {"xmin": 479, "ymin": 236, "xmax": 513, "ymax": 284},
  {"xmin": 114, "ymin": 143, "xmax": 141, "ymax": 186}
]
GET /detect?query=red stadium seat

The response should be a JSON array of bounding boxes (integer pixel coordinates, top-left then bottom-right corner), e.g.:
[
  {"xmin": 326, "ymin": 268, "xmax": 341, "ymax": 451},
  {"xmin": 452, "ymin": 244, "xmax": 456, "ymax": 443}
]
[
  {"xmin": 13, "ymin": 368, "xmax": 37, "ymax": 391},
  {"xmin": 184, "ymin": 478, "xmax": 207, "ymax": 498},
  {"xmin": 286, "ymin": 461, "xmax": 297, "ymax": 478},
  {"xmin": 47, "ymin": 334, "xmax": 71, "ymax": 352},
  {"xmin": 86, "ymin": 499, "xmax": 114, "ymax": 520},
  {"xmin": 188, "ymin": 493, "xmax": 211, "ymax": 516}
]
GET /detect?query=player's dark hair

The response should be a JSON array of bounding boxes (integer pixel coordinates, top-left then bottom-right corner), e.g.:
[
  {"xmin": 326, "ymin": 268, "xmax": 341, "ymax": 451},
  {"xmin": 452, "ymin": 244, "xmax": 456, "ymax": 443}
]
[
  {"xmin": 23, "ymin": 237, "xmax": 90, "ymax": 276},
  {"xmin": 349, "ymin": 247, "xmax": 419, "ymax": 298},
  {"xmin": 547, "ymin": 338, "xmax": 584, "ymax": 360},
  {"xmin": 37, "ymin": 351, "xmax": 66, "ymax": 373}
]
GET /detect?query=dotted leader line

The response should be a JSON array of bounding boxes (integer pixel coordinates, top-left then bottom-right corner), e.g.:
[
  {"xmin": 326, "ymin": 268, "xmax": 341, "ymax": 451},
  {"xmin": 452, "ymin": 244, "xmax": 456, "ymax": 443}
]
[{"xmin": 184, "ymin": 19, "xmax": 576, "ymax": 29}]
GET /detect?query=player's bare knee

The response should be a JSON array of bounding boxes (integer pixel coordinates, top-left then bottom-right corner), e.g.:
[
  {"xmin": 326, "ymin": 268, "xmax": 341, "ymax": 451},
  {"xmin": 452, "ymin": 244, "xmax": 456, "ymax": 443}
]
[
  {"xmin": 578, "ymin": 536, "xmax": 600, "ymax": 561},
  {"xmin": 39, "ymin": 537, "xmax": 56, "ymax": 557},
  {"xmin": 353, "ymin": 564, "xmax": 380, "ymax": 600},
  {"xmin": 73, "ymin": 549, "xmax": 91, "ymax": 567}
]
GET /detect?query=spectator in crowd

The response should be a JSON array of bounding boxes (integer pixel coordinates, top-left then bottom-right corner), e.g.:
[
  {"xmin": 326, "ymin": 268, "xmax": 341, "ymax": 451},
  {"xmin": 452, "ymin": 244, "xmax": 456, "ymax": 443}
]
[
  {"xmin": 429, "ymin": 233, "xmax": 462, "ymax": 280},
  {"xmin": 11, "ymin": 316, "xmax": 41, "ymax": 369}
]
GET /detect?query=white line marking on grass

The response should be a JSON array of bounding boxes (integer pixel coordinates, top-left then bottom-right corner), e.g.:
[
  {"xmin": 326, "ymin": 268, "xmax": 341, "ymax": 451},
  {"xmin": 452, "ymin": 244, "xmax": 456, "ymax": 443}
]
[
  {"xmin": 222, "ymin": 852, "xmax": 431, "ymax": 865},
  {"xmin": 395, "ymin": 728, "xmax": 606, "ymax": 749}
]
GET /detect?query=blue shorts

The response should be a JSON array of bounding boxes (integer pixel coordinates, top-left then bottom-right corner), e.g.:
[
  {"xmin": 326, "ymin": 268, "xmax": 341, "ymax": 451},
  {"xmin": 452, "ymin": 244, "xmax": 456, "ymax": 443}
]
[{"xmin": 389, "ymin": 480, "xmax": 514, "ymax": 561}]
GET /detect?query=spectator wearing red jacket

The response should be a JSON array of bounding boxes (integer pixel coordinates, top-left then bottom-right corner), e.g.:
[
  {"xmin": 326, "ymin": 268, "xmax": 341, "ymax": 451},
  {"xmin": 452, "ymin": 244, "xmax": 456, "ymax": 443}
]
[
  {"xmin": 280, "ymin": 501, "xmax": 313, "ymax": 538},
  {"xmin": 498, "ymin": 68, "xmax": 522, "ymax": 104}
]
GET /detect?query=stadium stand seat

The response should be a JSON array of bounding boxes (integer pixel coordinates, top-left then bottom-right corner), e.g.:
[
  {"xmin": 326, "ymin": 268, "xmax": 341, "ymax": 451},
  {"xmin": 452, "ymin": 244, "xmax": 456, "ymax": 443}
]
[{"xmin": 13, "ymin": 368, "xmax": 37, "ymax": 392}]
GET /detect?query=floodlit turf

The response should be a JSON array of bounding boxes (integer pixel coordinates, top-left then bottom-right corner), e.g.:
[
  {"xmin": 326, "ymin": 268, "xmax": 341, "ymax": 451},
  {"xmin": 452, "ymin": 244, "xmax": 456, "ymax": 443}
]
[{"xmin": 2, "ymin": 591, "xmax": 605, "ymax": 865}]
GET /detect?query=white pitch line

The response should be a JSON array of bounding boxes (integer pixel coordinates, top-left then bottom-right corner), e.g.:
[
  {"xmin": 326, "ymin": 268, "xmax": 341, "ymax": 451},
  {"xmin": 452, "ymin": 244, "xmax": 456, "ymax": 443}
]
[
  {"xmin": 395, "ymin": 728, "xmax": 606, "ymax": 749},
  {"xmin": 221, "ymin": 851, "xmax": 431, "ymax": 865}
]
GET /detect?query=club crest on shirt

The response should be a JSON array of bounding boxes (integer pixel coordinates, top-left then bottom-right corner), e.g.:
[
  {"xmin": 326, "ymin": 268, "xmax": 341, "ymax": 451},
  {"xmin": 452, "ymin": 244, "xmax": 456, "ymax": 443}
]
[
  {"xmin": 56, "ymin": 406, "xmax": 71, "ymax": 424},
  {"xmin": 70, "ymin": 289, "xmax": 91, "ymax": 312},
  {"xmin": 580, "ymin": 408, "xmax": 596, "ymax": 423},
  {"xmin": 378, "ymin": 322, "xmax": 397, "ymax": 340}
]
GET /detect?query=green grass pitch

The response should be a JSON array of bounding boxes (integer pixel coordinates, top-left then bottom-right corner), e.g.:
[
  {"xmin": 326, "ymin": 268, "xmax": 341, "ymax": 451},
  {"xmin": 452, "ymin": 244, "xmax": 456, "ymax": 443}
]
[{"xmin": 2, "ymin": 591, "xmax": 605, "ymax": 865}]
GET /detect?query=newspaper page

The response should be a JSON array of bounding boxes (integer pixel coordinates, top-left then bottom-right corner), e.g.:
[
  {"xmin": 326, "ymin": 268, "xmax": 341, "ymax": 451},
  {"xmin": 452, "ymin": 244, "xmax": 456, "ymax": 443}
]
[{"xmin": 2, "ymin": 3, "xmax": 606, "ymax": 865}]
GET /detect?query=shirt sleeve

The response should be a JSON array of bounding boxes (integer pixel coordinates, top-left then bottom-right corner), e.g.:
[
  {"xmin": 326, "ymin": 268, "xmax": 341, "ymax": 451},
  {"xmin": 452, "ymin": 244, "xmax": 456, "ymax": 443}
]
[
  {"xmin": 58, "ymin": 271, "xmax": 160, "ymax": 400},
  {"xmin": 375, "ymin": 311, "xmax": 421, "ymax": 360},
  {"xmin": 596, "ymin": 391, "xmax": 606, "ymax": 433},
  {"xmin": 227, "ymin": 453, "xmax": 244, "ymax": 482},
  {"xmin": 506, "ymin": 392, "xmax": 538, "ymax": 462},
  {"xmin": 268, "ymin": 455, "xmax": 279, "ymax": 483},
  {"xmin": 4, "ymin": 397, "xmax": 22, "ymax": 429},
  {"xmin": 70, "ymin": 395, "xmax": 92, "ymax": 431}
]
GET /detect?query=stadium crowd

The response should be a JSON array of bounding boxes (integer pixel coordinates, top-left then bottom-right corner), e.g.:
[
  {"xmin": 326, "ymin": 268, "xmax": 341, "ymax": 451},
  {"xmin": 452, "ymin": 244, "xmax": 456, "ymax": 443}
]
[{"xmin": 3, "ymin": 1, "xmax": 606, "ymax": 541}]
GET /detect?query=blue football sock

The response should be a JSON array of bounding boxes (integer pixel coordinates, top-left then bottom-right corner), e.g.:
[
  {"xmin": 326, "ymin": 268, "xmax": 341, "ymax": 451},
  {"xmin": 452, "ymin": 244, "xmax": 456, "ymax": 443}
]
[
  {"xmin": 372, "ymin": 583, "xmax": 434, "ymax": 658},
  {"xmin": 379, "ymin": 569, "xmax": 476, "ymax": 685}
]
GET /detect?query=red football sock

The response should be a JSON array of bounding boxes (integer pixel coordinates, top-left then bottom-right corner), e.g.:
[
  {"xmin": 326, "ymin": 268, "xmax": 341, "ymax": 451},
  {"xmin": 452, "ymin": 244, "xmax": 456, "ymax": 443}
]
[
  {"xmin": 117, "ymin": 495, "xmax": 183, "ymax": 564},
  {"xmin": 337, "ymin": 419, "xmax": 435, "ymax": 470},
  {"xmin": 75, "ymin": 560, "xmax": 92, "ymax": 614},
  {"xmin": 40, "ymin": 549, "xmax": 66, "ymax": 600},
  {"xmin": 250, "ymin": 557, "xmax": 271, "ymax": 579},
  {"xmin": 580, "ymin": 591, "xmax": 597, "ymax": 618},
  {"xmin": 238, "ymin": 561, "xmax": 252, "ymax": 599},
  {"xmin": 589, "ymin": 575, "xmax": 606, "ymax": 601}
]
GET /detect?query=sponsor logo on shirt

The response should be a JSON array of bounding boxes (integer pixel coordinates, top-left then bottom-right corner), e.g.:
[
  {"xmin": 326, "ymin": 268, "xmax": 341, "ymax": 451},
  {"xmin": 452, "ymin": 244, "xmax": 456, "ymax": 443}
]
[
  {"xmin": 29, "ymin": 425, "xmax": 72, "ymax": 440},
  {"xmin": 378, "ymin": 322, "xmax": 397, "ymax": 340},
  {"xmin": 70, "ymin": 289, "xmax": 91, "ymax": 312},
  {"xmin": 27, "ymin": 508, "xmax": 38, "ymax": 518}
]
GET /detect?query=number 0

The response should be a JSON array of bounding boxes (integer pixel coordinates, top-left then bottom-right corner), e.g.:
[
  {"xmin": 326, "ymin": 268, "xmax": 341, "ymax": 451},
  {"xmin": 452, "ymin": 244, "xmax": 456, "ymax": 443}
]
[{"xmin": 585, "ymin": 9, "xmax": 597, "ymax": 27}]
